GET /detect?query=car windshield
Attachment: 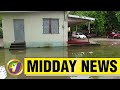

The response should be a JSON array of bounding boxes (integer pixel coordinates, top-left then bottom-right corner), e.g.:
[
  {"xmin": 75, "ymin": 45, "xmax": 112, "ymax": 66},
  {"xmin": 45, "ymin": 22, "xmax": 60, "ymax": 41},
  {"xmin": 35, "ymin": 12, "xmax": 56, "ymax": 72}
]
[
  {"xmin": 78, "ymin": 32, "xmax": 83, "ymax": 35},
  {"xmin": 112, "ymin": 32, "xmax": 115, "ymax": 34}
]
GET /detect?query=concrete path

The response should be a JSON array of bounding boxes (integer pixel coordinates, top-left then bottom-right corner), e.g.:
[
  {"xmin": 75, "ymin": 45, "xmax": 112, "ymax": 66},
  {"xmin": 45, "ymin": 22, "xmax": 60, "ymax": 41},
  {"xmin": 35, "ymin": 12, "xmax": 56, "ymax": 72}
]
[{"xmin": 91, "ymin": 38, "xmax": 120, "ymax": 42}]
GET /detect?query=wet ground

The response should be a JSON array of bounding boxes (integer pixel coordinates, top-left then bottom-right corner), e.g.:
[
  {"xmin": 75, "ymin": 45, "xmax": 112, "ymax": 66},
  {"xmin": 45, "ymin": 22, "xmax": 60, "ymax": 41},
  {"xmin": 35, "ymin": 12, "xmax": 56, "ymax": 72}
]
[{"xmin": 1, "ymin": 38, "xmax": 120, "ymax": 79}]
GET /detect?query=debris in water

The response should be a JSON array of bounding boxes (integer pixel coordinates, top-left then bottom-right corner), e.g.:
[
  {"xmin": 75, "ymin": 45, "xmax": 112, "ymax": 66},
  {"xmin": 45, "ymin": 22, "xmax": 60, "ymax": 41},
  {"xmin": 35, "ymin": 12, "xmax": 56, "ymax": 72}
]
[
  {"xmin": 79, "ymin": 53, "xmax": 83, "ymax": 57},
  {"xmin": 89, "ymin": 51, "xmax": 93, "ymax": 55},
  {"xmin": 81, "ymin": 52, "xmax": 85, "ymax": 55}
]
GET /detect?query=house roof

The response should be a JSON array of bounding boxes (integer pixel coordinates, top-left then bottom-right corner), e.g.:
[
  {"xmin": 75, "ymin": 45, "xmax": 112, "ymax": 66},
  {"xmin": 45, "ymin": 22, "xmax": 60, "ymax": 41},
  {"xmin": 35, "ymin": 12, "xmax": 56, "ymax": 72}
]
[
  {"xmin": 68, "ymin": 14, "xmax": 95, "ymax": 21},
  {"xmin": 68, "ymin": 14, "xmax": 95, "ymax": 26}
]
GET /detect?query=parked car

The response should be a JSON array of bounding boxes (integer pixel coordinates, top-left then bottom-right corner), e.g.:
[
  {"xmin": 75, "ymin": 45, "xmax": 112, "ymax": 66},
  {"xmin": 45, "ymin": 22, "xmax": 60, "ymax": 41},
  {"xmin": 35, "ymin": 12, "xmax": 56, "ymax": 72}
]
[
  {"xmin": 84, "ymin": 33, "xmax": 98, "ymax": 38},
  {"xmin": 106, "ymin": 31, "xmax": 120, "ymax": 39},
  {"xmin": 84, "ymin": 33, "xmax": 91, "ymax": 38},
  {"xmin": 81, "ymin": 30, "xmax": 97, "ymax": 38},
  {"xmin": 72, "ymin": 32, "xmax": 87, "ymax": 39}
]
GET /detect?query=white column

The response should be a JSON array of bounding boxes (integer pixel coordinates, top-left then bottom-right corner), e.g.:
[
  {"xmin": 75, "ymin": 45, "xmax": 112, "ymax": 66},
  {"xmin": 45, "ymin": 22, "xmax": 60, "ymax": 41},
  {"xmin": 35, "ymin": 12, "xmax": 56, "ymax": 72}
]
[
  {"xmin": 88, "ymin": 22, "xmax": 91, "ymax": 42},
  {"xmin": 88, "ymin": 22, "xmax": 91, "ymax": 33}
]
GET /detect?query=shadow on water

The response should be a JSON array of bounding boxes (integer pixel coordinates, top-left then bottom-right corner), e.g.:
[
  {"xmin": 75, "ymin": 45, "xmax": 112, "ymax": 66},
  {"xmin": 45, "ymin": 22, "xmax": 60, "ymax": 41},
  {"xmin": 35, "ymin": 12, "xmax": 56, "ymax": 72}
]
[{"xmin": 1, "ymin": 44, "xmax": 120, "ymax": 79}]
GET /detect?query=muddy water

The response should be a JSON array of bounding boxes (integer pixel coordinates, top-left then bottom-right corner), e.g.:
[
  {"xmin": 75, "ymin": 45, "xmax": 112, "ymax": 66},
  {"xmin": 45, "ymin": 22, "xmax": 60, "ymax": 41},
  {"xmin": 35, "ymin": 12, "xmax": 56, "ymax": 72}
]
[
  {"xmin": 0, "ymin": 47, "xmax": 70, "ymax": 79},
  {"xmin": 0, "ymin": 43, "xmax": 120, "ymax": 79}
]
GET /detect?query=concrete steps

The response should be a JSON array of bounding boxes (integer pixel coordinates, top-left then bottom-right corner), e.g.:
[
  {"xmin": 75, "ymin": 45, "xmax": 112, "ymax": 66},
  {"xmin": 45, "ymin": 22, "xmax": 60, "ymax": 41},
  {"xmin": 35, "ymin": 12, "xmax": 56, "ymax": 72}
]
[{"xmin": 9, "ymin": 42, "xmax": 26, "ymax": 50}]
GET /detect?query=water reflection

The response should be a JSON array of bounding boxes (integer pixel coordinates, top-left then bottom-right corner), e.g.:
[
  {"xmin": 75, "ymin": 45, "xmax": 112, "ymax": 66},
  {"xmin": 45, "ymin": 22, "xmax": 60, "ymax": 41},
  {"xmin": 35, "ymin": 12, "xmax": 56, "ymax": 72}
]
[
  {"xmin": 3, "ymin": 47, "xmax": 68, "ymax": 63},
  {"xmin": 1, "ymin": 47, "xmax": 70, "ymax": 79}
]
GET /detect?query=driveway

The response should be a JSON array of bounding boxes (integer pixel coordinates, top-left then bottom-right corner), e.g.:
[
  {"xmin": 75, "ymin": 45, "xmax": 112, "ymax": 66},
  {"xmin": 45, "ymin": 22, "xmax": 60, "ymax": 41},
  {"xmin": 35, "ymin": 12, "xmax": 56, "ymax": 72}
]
[
  {"xmin": 89, "ymin": 38, "xmax": 120, "ymax": 45},
  {"xmin": 0, "ymin": 38, "xmax": 3, "ymax": 47},
  {"xmin": 91, "ymin": 38, "xmax": 120, "ymax": 42}
]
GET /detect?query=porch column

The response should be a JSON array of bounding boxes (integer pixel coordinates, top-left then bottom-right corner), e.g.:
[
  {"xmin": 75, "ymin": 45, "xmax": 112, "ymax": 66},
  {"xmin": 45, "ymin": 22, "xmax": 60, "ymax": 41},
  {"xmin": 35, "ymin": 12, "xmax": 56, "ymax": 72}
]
[
  {"xmin": 88, "ymin": 21, "xmax": 91, "ymax": 33},
  {"xmin": 88, "ymin": 21, "xmax": 91, "ymax": 42}
]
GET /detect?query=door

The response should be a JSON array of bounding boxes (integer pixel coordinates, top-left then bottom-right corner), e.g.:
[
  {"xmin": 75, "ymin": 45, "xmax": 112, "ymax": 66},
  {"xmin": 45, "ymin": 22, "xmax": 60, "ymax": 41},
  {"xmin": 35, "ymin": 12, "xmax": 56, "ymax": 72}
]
[{"xmin": 13, "ymin": 19, "xmax": 25, "ymax": 43}]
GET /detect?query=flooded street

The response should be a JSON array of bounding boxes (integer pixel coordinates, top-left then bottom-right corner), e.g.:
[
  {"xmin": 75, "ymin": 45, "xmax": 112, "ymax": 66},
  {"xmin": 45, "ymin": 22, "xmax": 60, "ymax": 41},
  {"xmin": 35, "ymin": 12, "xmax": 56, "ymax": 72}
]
[{"xmin": 1, "ymin": 39, "xmax": 120, "ymax": 79}]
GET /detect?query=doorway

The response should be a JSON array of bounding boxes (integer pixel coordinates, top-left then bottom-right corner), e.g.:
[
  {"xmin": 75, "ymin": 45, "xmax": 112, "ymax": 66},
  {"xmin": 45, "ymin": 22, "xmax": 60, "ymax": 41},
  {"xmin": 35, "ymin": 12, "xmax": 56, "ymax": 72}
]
[{"xmin": 13, "ymin": 19, "xmax": 25, "ymax": 43}]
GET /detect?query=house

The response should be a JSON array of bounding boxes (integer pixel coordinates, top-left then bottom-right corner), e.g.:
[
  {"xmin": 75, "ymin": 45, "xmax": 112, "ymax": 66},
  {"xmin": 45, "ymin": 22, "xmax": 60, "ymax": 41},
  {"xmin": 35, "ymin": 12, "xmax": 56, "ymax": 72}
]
[
  {"xmin": 0, "ymin": 11, "xmax": 95, "ymax": 49},
  {"xmin": 0, "ymin": 11, "xmax": 68, "ymax": 49}
]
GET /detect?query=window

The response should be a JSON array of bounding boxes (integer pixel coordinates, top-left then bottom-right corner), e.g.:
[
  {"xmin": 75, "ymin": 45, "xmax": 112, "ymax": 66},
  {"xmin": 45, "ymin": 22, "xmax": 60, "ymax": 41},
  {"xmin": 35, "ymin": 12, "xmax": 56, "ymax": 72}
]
[{"xmin": 43, "ymin": 18, "xmax": 59, "ymax": 34}]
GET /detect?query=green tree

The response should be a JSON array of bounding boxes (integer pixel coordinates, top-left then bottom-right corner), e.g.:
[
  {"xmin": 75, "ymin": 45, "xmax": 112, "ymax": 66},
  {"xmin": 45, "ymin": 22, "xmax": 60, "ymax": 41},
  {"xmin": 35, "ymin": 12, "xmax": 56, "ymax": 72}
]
[
  {"xmin": 104, "ymin": 11, "xmax": 120, "ymax": 31},
  {"xmin": 69, "ymin": 11, "xmax": 120, "ymax": 36},
  {"xmin": 70, "ymin": 11, "xmax": 106, "ymax": 36}
]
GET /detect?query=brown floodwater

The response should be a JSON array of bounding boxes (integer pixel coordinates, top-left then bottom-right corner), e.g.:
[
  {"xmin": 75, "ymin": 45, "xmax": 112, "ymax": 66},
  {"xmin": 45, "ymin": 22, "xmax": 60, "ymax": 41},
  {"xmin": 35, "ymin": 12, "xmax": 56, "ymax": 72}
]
[{"xmin": 0, "ymin": 42, "xmax": 120, "ymax": 79}]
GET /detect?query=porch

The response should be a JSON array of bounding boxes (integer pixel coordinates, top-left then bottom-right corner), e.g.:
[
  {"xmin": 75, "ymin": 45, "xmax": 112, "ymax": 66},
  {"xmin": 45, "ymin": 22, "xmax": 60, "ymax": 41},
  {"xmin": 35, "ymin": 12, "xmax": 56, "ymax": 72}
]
[{"xmin": 67, "ymin": 14, "xmax": 96, "ymax": 46}]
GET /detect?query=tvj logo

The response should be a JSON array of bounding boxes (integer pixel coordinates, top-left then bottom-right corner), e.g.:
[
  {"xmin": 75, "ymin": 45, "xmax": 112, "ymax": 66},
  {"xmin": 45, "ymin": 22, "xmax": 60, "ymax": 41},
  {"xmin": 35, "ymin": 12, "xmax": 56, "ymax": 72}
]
[
  {"xmin": 0, "ymin": 59, "xmax": 23, "ymax": 79},
  {"xmin": 6, "ymin": 59, "xmax": 23, "ymax": 76}
]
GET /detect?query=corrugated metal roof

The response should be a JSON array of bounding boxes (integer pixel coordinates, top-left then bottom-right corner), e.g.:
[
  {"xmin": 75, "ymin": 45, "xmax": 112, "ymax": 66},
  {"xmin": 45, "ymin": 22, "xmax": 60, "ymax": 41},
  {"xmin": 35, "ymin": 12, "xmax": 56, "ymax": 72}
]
[{"xmin": 68, "ymin": 14, "xmax": 95, "ymax": 21}]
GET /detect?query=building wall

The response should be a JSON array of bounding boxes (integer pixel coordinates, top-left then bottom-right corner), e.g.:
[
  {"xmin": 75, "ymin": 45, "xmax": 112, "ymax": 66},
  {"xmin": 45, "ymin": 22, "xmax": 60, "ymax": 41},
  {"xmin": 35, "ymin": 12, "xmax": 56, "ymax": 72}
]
[{"xmin": 1, "ymin": 11, "xmax": 68, "ymax": 48}]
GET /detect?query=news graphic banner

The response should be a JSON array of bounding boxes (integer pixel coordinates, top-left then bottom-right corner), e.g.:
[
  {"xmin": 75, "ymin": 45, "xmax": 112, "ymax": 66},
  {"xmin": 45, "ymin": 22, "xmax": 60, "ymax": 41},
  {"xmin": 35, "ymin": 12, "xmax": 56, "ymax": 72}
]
[{"xmin": 23, "ymin": 58, "xmax": 120, "ymax": 76}]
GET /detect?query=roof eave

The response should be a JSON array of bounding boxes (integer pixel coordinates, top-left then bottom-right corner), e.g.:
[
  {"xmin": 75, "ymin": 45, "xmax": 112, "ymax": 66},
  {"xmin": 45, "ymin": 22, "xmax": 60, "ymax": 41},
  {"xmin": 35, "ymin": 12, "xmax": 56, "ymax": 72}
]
[{"xmin": 68, "ymin": 14, "xmax": 95, "ymax": 21}]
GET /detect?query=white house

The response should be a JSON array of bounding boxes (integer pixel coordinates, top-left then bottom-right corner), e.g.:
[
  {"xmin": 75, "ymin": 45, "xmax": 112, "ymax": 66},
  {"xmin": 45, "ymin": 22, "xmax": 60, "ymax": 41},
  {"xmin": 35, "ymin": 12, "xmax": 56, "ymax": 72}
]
[
  {"xmin": 0, "ymin": 11, "xmax": 95, "ymax": 49},
  {"xmin": 0, "ymin": 11, "xmax": 68, "ymax": 49}
]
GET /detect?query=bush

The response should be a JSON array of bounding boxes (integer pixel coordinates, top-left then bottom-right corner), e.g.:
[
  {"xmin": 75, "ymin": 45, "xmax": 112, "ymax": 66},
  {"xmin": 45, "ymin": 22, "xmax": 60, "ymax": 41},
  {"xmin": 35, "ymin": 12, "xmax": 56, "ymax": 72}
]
[{"xmin": 0, "ymin": 28, "xmax": 3, "ymax": 38}]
